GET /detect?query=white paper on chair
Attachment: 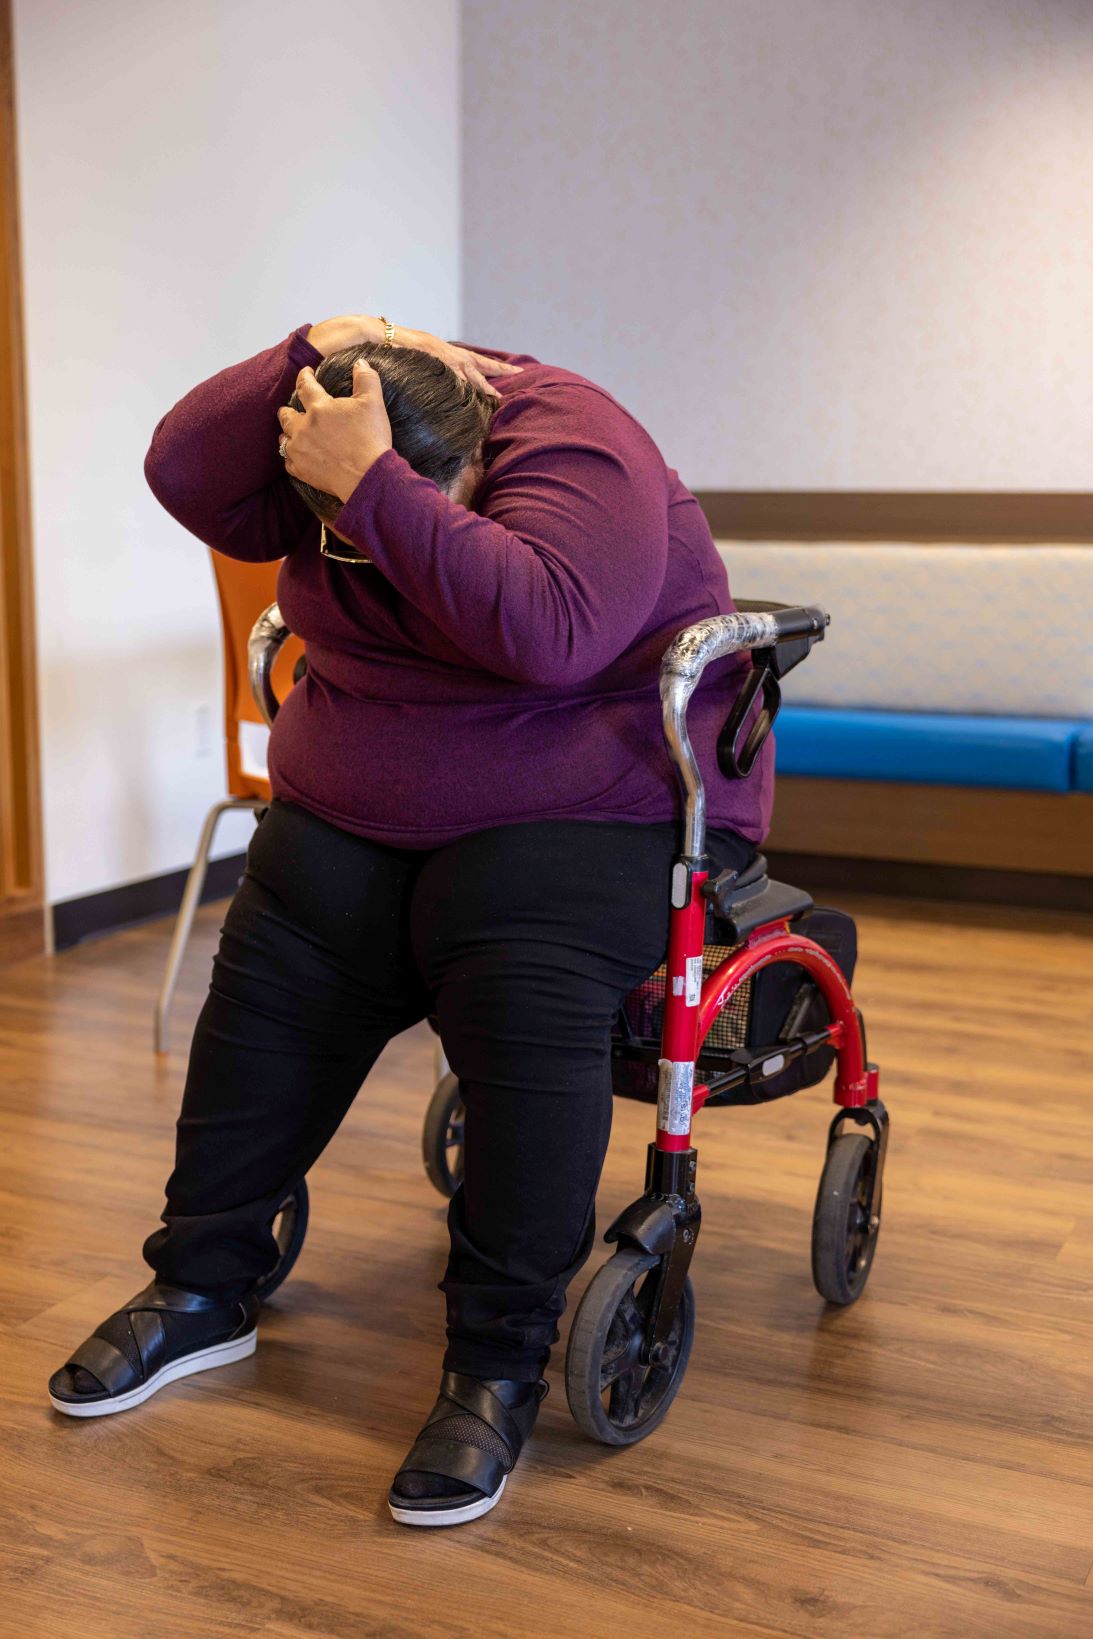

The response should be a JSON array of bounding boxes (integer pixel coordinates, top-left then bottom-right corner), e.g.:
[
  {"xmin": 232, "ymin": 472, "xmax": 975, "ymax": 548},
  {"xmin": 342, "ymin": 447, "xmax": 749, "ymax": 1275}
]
[{"xmin": 239, "ymin": 720, "xmax": 270, "ymax": 780}]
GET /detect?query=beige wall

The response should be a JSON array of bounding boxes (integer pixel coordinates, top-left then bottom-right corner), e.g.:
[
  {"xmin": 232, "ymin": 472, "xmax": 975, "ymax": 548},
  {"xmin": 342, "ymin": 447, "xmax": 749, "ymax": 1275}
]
[
  {"xmin": 15, "ymin": 0, "xmax": 460, "ymax": 903},
  {"xmin": 462, "ymin": 0, "xmax": 1093, "ymax": 492}
]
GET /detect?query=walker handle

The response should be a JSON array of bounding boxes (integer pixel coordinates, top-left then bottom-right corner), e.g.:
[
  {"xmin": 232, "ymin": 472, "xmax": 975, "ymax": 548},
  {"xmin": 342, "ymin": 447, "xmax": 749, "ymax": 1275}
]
[
  {"xmin": 659, "ymin": 605, "xmax": 829, "ymax": 860},
  {"xmin": 248, "ymin": 601, "xmax": 291, "ymax": 728}
]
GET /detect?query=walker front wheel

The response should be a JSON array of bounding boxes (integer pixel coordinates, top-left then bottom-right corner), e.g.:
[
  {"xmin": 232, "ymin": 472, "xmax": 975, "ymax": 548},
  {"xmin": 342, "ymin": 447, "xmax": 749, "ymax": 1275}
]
[
  {"xmin": 422, "ymin": 1073, "xmax": 465, "ymax": 1198},
  {"xmin": 565, "ymin": 1248, "xmax": 695, "ymax": 1446},
  {"xmin": 811, "ymin": 1132, "xmax": 880, "ymax": 1305}
]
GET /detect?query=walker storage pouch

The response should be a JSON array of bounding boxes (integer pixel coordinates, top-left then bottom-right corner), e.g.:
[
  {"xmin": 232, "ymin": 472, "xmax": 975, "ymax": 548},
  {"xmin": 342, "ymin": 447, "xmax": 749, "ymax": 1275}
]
[{"xmin": 610, "ymin": 907, "xmax": 857, "ymax": 1107}]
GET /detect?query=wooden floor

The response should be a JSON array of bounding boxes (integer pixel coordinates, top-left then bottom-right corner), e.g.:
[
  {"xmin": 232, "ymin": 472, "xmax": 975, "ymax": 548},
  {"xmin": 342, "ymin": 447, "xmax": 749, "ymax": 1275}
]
[{"xmin": 1, "ymin": 892, "xmax": 1091, "ymax": 1638}]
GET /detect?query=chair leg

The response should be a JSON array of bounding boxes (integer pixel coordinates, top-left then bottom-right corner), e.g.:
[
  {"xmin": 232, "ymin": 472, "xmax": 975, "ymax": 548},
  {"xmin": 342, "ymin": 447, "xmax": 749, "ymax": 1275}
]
[{"xmin": 153, "ymin": 798, "xmax": 263, "ymax": 1054}]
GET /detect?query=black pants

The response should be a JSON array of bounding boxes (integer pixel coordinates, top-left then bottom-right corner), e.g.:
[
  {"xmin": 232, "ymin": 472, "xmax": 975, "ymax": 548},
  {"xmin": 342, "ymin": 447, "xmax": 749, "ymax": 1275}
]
[{"xmin": 143, "ymin": 798, "xmax": 753, "ymax": 1381}]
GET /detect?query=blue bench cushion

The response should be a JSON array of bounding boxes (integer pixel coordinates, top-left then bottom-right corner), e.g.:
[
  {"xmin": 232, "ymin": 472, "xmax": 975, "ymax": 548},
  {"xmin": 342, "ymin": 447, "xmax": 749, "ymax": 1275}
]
[
  {"xmin": 1074, "ymin": 727, "xmax": 1093, "ymax": 794},
  {"xmin": 773, "ymin": 706, "xmax": 1085, "ymax": 793}
]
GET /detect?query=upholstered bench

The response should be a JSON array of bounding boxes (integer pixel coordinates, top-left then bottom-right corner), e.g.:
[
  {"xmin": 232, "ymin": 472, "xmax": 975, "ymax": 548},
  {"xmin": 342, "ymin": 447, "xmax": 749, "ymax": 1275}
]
[{"xmin": 720, "ymin": 542, "xmax": 1093, "ymax": 905}]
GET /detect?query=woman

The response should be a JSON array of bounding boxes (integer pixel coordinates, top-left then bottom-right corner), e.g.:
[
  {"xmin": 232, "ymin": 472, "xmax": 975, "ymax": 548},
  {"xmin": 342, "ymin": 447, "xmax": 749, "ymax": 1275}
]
[{"xmin": 47, "ymin": 312, "xmax": 772, "ymax": 1527}]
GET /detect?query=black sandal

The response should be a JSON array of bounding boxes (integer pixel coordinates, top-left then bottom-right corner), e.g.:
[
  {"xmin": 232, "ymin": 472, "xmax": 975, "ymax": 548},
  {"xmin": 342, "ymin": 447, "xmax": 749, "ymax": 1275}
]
[
  {"xmin": 48, "ymin": 1281, "xmax": 259, "ymax": 1418},
  {"xmin": 388, "ymin": 1372, "xmax": 549, "ymax": 1527}
]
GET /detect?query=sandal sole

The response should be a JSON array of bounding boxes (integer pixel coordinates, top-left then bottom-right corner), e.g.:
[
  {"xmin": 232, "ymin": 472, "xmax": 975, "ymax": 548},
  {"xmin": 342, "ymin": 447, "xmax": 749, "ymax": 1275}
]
[
  {"xmin": 388, "ymin": 1474, "xmax": 506, "ymax": 1528},
  {"xmin": 48, "ymin": 1329, "xmax": 257, "ymax": 1418}
]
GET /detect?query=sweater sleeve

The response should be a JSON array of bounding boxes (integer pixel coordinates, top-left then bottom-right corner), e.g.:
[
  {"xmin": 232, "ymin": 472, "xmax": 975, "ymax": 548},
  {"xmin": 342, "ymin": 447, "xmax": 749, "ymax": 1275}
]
[
  {"xmin": 327, "ymin": 381, "xmax": 669, "ymax": 687},
  {"xmin": 143, "ymin": 323, "xmax": 323, "ymax": 562}
]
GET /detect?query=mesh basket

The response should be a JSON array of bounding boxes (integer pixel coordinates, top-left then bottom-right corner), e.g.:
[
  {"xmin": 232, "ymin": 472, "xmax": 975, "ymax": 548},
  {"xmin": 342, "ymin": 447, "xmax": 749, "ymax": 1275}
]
[
  {"xmin": 612, "ymin": 943, "xmax": 752, "ymax": 1101},
  {"xmin": 610, "ymin": 906, "xmax": 858, "ymax": 1107}
]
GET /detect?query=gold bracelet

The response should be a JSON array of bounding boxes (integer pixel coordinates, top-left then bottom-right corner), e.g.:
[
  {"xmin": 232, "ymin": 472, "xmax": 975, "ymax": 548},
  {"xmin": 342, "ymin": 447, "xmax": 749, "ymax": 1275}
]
[{"xmin": 378, "ymin": 314, "xmax": 396, "ymax": 347}]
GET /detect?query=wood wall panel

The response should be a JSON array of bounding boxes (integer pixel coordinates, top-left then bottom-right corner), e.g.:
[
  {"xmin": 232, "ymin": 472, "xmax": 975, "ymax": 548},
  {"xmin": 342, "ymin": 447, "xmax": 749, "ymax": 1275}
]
[
  {"xmin": 767, "ymin": 777, "xmax": 1093, "ymax": 878},
  {"xmin": 695, "ymin": 490, "xmax": 1093, "ymax": 542},
  {"xmin": 0, "ymin": 0, "xmax": 44, "ymax": 962}
]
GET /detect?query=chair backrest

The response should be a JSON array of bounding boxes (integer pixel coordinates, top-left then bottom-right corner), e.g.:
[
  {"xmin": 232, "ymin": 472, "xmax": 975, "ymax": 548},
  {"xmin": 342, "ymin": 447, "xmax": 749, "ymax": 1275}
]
[{"xmin": 208, "ymin": 551, "xmax": 305, "ymax": 799}]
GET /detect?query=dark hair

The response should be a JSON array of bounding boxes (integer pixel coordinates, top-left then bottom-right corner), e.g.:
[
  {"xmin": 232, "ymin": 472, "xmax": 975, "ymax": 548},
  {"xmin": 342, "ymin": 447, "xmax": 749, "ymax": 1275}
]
[{"xmin": 284, "ymin": 341, "xmax": 495, "ymax": 523}]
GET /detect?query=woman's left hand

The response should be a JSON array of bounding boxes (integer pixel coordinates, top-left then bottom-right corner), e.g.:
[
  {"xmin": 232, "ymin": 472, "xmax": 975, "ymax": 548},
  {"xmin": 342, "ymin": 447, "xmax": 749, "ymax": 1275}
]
[{"xmin": 276, "ymin": 358, "xmax": 392, "ymax": 504}]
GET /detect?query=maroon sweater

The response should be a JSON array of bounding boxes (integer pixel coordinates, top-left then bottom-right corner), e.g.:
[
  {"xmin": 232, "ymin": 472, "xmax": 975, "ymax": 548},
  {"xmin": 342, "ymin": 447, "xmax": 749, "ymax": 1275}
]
[{"xmin": 144, "ymin": 323, "xmax": 773, "ymax": 849}]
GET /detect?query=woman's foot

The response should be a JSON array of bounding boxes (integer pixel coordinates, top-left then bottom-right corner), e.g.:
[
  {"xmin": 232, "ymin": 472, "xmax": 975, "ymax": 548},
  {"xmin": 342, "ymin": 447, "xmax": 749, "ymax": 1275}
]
[
  {"xmin": 48, "ymin": 1281, "xmax": 259, "ymax": 1418},
  {"xmin": 389, "ymin": 1372, "xmax": 548, "ymax": 1528}
]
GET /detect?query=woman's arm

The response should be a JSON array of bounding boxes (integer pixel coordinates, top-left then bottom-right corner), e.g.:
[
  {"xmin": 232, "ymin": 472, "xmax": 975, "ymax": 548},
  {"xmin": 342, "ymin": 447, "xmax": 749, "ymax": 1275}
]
[
  {"xmin": 326, "ymin": 381, "xmax": 670, "ymax": 688},
  {"xmin": 144, "ymin": 317, "xmax": 522, "ymax": 562},
  {"xmin": 144, "ymin": 324, "xmax": 323, "ymax": 561}
]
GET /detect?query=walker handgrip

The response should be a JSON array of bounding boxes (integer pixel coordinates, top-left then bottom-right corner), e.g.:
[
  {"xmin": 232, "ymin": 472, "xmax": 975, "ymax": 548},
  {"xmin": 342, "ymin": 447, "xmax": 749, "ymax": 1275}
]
[
  {"xmin": 247, "ymin": 601, "xmax": 291, "ymax": 728},
  {"xmin": 659, "ymin": 605, "xmax": 829, "ymax": 860},
  {"xmin": 659, "ymin": 605, "xmax": 828, "ymax": 692}
]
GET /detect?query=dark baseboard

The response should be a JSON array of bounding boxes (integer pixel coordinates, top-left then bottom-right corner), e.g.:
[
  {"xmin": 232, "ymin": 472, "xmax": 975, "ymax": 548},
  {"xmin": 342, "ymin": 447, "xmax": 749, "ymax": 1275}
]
[
  {"xmin": 765, "ymin": 850, "xmax": 1093, "ymax": 915},
  {"xmin": 52, "ymin": 852, "xmax": 248, "ymax": 951}
]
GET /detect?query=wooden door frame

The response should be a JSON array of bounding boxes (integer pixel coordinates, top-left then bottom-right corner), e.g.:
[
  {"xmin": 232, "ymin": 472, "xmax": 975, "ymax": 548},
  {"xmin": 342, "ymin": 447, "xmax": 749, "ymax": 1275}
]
[{"xmin": 0, "ymin": 0, "xmax": 45, "ymax": 964}]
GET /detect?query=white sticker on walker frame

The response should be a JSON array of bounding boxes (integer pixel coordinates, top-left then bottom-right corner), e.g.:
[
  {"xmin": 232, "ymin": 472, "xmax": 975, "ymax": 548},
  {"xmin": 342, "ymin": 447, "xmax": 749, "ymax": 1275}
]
[
  {"xmin": 672, "ymin": 975, "xmax": 684, "ymax": 996},
  {"xmin": 657, "ymin": 1058, "xmax": 695, "ymax": 1136},
  {"xmin": 685, "ymin": 955, "xmax": 703, "ymax": 1006}
]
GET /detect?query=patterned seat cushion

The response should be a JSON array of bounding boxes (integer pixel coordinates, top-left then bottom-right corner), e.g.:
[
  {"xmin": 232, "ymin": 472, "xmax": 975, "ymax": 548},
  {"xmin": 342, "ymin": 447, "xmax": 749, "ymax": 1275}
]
[{"xmin": 720, "ymin": 542, "xmax": 1093, "ymax": 719}]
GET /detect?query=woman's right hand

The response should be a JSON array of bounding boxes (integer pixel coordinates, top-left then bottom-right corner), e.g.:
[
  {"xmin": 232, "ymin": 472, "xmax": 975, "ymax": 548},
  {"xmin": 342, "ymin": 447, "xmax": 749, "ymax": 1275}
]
[
  {"xmin": 305, "ymin": 314, "xmax": 522, "ymax": 401},
  {"xmin": 390, "ymin": 325, "xmax": 523, "ymax": 400}
]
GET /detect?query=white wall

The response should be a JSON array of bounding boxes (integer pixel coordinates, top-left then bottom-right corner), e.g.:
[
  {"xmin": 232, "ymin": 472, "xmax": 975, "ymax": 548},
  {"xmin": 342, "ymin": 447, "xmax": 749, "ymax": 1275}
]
[
  {"xmin": 14, "ymin": 0, "xmax": 460, "ymax": 904},
  {"xmin": 462, "ymin": 0, "xmax": 1093, "ymax": 492}
]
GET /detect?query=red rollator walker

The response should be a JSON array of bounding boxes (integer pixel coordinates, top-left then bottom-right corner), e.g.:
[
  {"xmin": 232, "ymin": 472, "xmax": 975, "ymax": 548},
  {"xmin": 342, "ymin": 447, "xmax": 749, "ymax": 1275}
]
[
  {"xmin": 419, "ymin": 600, "xmax": 889, "ymax": 1445},
  {"xmin": 249, "ymin": 599, "xmax": 890, "ymax": 1448}
]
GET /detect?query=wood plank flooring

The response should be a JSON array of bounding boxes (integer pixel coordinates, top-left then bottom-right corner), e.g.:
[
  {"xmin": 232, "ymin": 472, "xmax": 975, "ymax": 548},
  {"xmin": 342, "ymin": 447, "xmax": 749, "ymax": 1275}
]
[{"xmin": 0, "ymin": 892, "xmax": 1091, "ymax": 1638}]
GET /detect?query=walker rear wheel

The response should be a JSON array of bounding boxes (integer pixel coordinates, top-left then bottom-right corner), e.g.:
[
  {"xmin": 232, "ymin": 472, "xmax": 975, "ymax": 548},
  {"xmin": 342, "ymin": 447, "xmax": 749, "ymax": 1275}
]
[
  {"xmin": 422, "ymin": 1073, "xmax": 466, "ymax": 1198},
  {"xmin": 252, "ymin": 1179, "xmax": 310, "ymax": 1303},
  {"xmin": 565, "ymin": 1248, "xmax": 695, "ymax": 1446},
  {"xmin": 811, "ymin": 1132, "xmax": 880, "ymax": 1305}
]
